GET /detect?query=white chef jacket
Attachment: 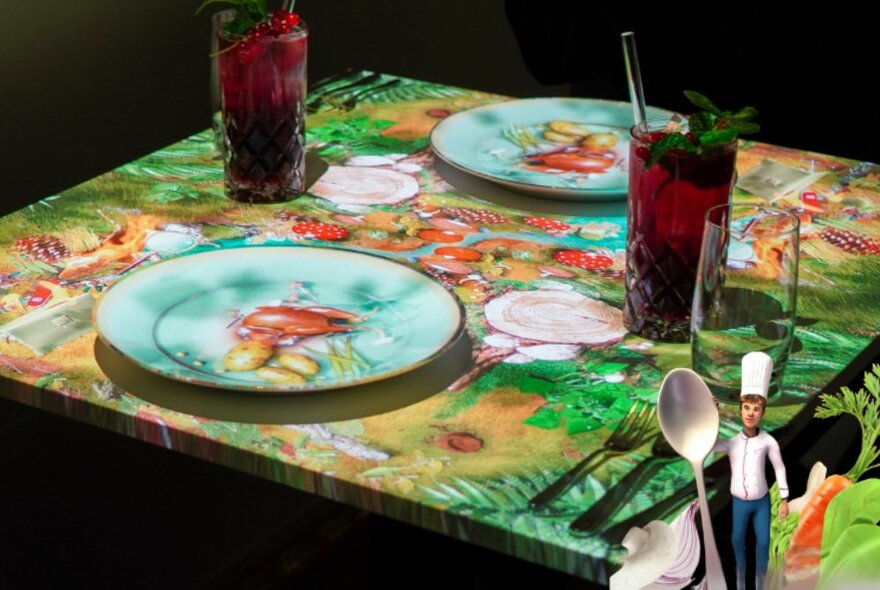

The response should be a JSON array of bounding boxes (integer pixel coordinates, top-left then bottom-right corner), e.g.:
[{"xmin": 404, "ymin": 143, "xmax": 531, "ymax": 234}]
[{"xmin": 712, "ymin": 429, "xmax": 789, "ymax": 501}]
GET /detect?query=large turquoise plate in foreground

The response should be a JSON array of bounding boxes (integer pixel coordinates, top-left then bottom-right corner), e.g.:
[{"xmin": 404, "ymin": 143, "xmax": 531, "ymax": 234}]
[
  {"xmin": 430, "ymin": 98, "xmax": 673, "ymax": 201},
  {"xmin": 95, "ymin": 247, "xmax": 465, "ymax": 393}
]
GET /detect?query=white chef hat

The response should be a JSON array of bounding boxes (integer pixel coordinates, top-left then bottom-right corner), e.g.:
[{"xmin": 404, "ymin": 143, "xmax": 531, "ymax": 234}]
[{"xmin": 741, "ymin": 351, "xmax": 773, "ymax": 398}]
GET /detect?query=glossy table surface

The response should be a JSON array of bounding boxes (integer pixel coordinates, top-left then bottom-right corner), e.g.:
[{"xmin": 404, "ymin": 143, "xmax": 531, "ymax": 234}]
[{"xmin": 1, "ymin": 72, "xmax": 878, "ymax": 583}]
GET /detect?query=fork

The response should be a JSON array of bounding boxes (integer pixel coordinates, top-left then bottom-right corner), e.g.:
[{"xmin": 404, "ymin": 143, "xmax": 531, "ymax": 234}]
[
  {"xmin": 528, "ymin": 401, "xmax": 656, "ymax": 511},
  {"xmin": 308, "ymin": 68, "xmax": 363, "ymax": 95},
  {"xmin": 324, "ymin": 79, "xmax": 402, "ymax": 111},
  {"xmin": 306, "ymin": 72, "xmax": 382, "ymax": 113},
  {"xmin": 569, "ymin": 434, "xmax": 679, "ymax": 533}
]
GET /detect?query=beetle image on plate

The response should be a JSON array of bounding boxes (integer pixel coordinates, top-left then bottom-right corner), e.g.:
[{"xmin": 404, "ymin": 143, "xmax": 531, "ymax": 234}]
[{"xmin": 221, "ymin": 300, "xmax": 375, "ymax": 387}]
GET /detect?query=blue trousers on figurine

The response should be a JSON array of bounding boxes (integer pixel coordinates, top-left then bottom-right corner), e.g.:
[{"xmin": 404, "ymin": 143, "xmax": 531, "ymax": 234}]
[{"xmin": 731, "ymin": 494, "xmax": 771, "ymax": 575}]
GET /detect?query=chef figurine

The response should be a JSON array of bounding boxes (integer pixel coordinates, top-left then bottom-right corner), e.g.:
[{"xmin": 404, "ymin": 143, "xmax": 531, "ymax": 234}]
[{"xmin": 712, "ymin": 351, "xmax": 789, "ymax": 590}]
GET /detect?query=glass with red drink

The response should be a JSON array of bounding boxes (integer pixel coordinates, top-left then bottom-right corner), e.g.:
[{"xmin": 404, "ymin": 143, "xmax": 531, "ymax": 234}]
[
  {"xmin": 623, "ymin": 119, "xmax": 737, "ymax": 342},
  {"xmin": 217, "ymin": 17, "xmax": 307, "ymax": 203}
]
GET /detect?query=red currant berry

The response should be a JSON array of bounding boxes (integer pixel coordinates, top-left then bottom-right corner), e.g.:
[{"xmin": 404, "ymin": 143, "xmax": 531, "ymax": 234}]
[
  {"xmin": 685, "ymin": 132, "xmax": 698, "ymax": 144},
  {"xmin": 257, "ymin": 21, "xmax": 272, "ymax": 35},
  {"xmin": 236, "ymin": 39, "xmax": 264, "ymax": 64},
  {"xmin": 283, "ymin": 12, "xmax": 300, "ymax": 27},
  {"xmin": 270, "ymin": 22, "xmax": 292, "ymax": 36},
  {"xmin": 646, "ymin": 131, "xmax": 667, "ymax": 143},
  {"xmin": 635, "ymin": 146, "xmax": 650, "ymax": 161}
]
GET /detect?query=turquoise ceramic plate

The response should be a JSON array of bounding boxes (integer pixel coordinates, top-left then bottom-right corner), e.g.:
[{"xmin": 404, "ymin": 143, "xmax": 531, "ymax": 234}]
[
  {"xmin": 430, "ymin": 98, "xmax": 673, "ymax": 201},
  {"xmin": 95, "ymin": 247, "xmax": 465, "ymax": 393}
]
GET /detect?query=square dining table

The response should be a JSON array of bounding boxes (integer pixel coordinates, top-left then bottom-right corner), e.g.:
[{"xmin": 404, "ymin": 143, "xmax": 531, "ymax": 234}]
[{"xmin": 1, "ymin": 71, "xmax": 878, "ymax": 585}]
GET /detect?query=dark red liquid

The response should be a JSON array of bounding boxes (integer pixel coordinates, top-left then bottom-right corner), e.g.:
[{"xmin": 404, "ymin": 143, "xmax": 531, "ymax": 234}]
[
  {"xmin": 624, "ymin": 128, "xmax": 736, "ymax": 342},
  {"xmin": 218, "ymin": 26, "xmax": 308, "ymax": 203}
]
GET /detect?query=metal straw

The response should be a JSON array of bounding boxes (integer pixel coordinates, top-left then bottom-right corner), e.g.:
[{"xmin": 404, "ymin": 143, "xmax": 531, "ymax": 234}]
[
  {"xmin": 621, "ymin": 32, "xmax": 647, "ymax": 127},
  {"xmin": 284, "ymin": 0, "xmax": 296, "ymax": 11}
]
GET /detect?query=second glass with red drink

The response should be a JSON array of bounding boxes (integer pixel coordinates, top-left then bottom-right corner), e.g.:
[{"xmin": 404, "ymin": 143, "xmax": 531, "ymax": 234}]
[{"xmin": 624, "ymin": 118, "xmax": 738, "ymax": 342}]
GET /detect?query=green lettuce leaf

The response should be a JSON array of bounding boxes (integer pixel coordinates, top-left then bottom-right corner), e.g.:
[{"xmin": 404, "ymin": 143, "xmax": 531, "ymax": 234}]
[
  {"xmin": 817, "ymin": 523, "xmax": 880, "ymax": 589},
  {"xmin": 821, "ymin": 478, "xmax": 880, "ymax": 559}
]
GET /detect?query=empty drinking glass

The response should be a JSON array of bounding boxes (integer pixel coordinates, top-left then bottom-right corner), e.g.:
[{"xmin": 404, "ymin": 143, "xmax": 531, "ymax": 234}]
[{"xmin": 691, "ymin": 204, "xmax": 800, "ymax": 402}]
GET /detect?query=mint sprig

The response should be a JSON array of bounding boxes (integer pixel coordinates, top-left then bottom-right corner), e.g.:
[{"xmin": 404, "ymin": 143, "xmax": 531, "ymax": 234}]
[
  {"xmin": 647, "ymin": 134, "xmax": 696, "ymax": 168},
  {"xmin": 196, "ymin": 0, "xmax": 268, "ymax": 38},
  {"xmin": 646, "ymin": 91, "xmax": 760, "ymax": 168},
  {"xmin": 699, "ymin": 128, "xmax": 738, "ymax": 147},
  {"xmin": 687, "ymin": 111, "xmax": 717, "ymax": 136},
  {"xmin": 685, "ymin": 90, "xmax": 761, "ymax": 136},
  {"xmin": 683, "ymin": 90, "xmax": 722, "ymax": 115}
]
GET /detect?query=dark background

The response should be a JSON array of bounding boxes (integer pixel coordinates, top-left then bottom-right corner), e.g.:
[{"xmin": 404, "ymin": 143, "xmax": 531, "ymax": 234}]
[
  {"xmin": 3, "ymin": 1, "xmax": 877, "ymax": 214},
  {"xmin": 1, "ymin": 1, "xmax": 878, "ymax": 588}
]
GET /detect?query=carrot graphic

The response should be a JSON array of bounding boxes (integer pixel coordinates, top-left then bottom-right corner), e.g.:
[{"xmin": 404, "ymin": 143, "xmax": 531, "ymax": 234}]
[
  {"xmin": 780, "ymin": 365, "xmax": 880, "ymax": 582},
  {"xmin": 783, "ymin": 475, "xmax": 853, "ymax": 574}
]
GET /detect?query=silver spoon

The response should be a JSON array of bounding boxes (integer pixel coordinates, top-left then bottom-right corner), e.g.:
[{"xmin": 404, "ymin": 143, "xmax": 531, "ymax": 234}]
[{"xmin": 657, "ymin": 368, "xmax": 727, "ymax": 590}]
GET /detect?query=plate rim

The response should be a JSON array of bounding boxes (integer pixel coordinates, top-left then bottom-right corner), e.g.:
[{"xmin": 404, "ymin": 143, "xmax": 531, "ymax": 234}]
[
  {"xmin": 429, "ymin": 96, "xmax": 674, "ymax": 200},
  {"xmin": 94, "ymin": 245, "xmax": 467, "ymax": 395}
]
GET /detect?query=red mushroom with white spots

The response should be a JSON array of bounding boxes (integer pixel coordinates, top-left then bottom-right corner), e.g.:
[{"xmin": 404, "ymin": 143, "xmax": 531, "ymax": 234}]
[
  {"xmin": 553, "ymin": 249, "xmax": 613, "ymax": 271},
  {"xmin": 291, "ymin": 222, "xmax": 349, "ymax": 241},
  {"xmin": 523, "ymin": 217, "xmax": 572, "ymax": 232}
]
